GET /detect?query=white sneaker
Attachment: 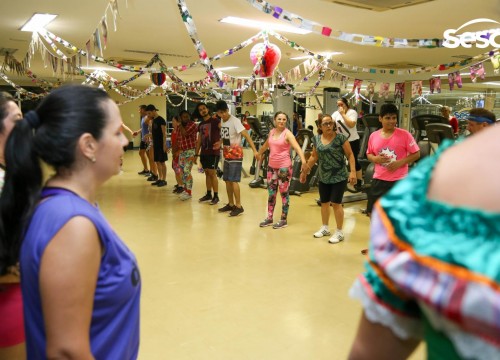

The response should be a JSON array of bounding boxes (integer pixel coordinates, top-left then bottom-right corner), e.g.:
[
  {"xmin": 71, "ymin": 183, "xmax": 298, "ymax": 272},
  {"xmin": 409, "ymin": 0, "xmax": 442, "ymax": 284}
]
[
  {"xmin": 179, "ymin": 192, "xmax": 192, "ymax": 201},
  {"xmin": 328, "ymin": 230, "xmax": 345, "ymax": 244},
  {"xmin": 313, "ymin": 227, "xmax": 331, "ymax": 238}
]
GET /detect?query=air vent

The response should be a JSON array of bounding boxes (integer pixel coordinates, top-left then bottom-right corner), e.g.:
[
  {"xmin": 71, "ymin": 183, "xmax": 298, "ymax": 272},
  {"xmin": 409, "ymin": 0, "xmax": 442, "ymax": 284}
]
[
  {"xmin": 124, "ymin": 49, "xmax": 192, "ymax": 58},
  {"xmin": 326, "ymin": 0, "xmax": 435, "ymax": 12},
  {"xmin": 371, "ymin": 62, "xmax": 426, "ymax": 69},
  {"xmin": 108, "ymin": 58, "xmax": 147, "ymax": 66}
]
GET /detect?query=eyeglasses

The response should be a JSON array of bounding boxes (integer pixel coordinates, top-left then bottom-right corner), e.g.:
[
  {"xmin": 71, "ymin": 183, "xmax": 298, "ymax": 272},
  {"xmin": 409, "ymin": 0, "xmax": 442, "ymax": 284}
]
[{"xmin": 321, "ymin": 122, "xmax": 335, "ymax": 127}]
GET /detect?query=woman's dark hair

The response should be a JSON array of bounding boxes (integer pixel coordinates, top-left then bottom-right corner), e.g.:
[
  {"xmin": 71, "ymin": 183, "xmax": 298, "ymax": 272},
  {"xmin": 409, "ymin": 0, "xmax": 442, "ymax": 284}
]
[
  {"xmin": 179, "ymin": 110, "xmax": 191, "ymax": 120},
  {"xmin": 0, "ymin": 92, "xmax": 15, "ymax": 134},
  {"xmin": 0, "ymin": 85, "xmax": 111, "ymax": 275},
  {"xmin": 338, "ymin": 97, "xmax": 349, "ymax": 109},
  {"xmin": 317, "ymin": 114, "xmax": 337, "ymax": 135},
  {"xmin": 273, "ymin": 111, "xmax": 289, "ymax": 122}
]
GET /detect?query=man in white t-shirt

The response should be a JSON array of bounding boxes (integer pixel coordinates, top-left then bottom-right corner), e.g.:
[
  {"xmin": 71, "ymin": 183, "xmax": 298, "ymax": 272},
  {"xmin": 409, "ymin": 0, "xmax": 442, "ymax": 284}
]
[{"xmin": 215, "ymin": 100, "xmax": 258, "ymax": 217}]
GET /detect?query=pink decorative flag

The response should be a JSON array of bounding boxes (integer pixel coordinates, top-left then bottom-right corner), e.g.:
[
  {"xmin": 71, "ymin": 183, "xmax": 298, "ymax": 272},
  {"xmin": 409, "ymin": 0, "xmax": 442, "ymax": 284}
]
[
  {"xmin": 429, "ymin": 77, "xmax": 441, "ymax": 93},
  {"xmin": 379, "ymin": 82, "xmax": 390, "ymax": 99},
  {"xmin": 412, "ymin": 81, "xmax": 422, "ymax": 97},
  {"xmin": 394, "ymin": 82, "xmax": 405, "ymax": 99}
]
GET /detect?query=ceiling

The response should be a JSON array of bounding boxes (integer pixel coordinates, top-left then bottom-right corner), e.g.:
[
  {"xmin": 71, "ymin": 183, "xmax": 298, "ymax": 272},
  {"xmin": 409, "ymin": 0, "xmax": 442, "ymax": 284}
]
[{"xmin": 1, "ymin": 0, "xmax": 499, "ymax": 100}]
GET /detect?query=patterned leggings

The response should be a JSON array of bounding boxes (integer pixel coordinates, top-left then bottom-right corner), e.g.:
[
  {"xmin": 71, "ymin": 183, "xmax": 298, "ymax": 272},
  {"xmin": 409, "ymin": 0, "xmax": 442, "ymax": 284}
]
[
  {"xmin": 179, "ymin": 149, "xmax": 195, "ymax": 191},
  {"xmin": 266, "ymin": 166, "xmax": 292, "ymax": 221}
]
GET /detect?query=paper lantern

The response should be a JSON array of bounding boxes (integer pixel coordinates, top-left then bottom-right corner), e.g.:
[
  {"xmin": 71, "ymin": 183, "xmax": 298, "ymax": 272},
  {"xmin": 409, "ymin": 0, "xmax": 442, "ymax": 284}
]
[
  {"xmin": 250, "ymin": 43, "xmax": 281, "ymax": 78},
  {"xmin": 151, "ymin": 72, "xmax": 166, "ymax": 86}
]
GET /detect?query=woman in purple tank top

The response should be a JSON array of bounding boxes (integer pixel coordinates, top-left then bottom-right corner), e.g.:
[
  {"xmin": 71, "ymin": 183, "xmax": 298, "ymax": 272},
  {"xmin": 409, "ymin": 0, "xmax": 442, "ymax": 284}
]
[{"xmin": 0, "ymin": 85, "xmax": 141, "ymax": 359}]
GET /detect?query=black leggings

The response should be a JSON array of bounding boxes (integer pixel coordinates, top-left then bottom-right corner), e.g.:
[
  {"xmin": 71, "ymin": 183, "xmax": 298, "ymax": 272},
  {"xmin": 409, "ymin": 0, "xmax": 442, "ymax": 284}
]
[{"xmin": 349, "ymin": 139, "xmax": 361, "ymax": 171}]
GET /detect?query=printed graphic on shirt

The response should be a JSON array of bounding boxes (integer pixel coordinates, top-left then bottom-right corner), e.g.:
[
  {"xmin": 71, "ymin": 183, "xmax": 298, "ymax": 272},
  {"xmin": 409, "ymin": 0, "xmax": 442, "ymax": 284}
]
[
  {"xmin": 379, "ymin": 147, "xmax": 397, "ymax": 166},
  {"xmin": 221, "ymin": 127, "xmax": 243, "ymax": 159}
]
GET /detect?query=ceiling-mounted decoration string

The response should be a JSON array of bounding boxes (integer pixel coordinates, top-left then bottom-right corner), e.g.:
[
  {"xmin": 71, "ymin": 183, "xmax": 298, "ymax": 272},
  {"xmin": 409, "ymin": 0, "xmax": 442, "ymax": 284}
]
[
  {"xmin": 245, "ymin": 0, "xmax": 442, "ymax": 48},
  {"xmin": 176, "ymin": 0, "xmax": 221, "ymax": 85}
]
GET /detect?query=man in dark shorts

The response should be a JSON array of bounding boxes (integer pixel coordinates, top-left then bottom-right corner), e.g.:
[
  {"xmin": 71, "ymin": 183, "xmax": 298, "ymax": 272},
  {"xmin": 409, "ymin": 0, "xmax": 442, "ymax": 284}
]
[
  {"xmin": 195, "ymin": 103, "xmax": 221, "ymax": 205},
  {"xmin": 134, "ymin": 105, "xmax": 150, "ymax": 175},
  {"xmin": 146, "ymin": 104, "xmax": 168, "ymax": 187}
]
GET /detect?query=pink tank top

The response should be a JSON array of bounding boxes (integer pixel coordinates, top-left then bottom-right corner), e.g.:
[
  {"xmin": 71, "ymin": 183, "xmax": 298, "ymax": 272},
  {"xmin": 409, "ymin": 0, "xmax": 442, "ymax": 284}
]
[{"xmin": 268, "ymin": 128, "xmax": 292, "ymax": 168}]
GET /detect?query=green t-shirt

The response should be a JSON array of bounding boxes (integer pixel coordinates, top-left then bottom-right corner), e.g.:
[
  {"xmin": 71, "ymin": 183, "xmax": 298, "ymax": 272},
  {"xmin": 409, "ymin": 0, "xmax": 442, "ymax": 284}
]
[{"xmin": 313, "ymin": 134, "xmax": 348, "ymax": 184}]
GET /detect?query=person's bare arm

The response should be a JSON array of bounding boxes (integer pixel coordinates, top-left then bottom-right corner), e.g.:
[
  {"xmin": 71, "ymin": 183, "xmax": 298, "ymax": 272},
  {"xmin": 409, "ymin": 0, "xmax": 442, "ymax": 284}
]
[
  {"xmin": 349, "ymin": 312, "xmax": 420, "ymax": 360},
  {"xmin": 40, "ymin": 216, "xmax": 101, "ymax": 359},
  {"xmin": 241, "ymin": 130, "xmax": 258, "ymax": 158},
  {"xmin": 342, "ymin": 141, "xmax": 357, "ymax": 185},
  {"xmin": 286, "ymin": 131, "xmax": 306, "ymax": 165}
]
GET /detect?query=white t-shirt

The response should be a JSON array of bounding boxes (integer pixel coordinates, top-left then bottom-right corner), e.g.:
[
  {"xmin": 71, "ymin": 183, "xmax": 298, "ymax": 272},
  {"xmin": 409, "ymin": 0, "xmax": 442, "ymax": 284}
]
[
  {"xmin": 332, "ymin": 108, "xmax": 359, "ymax": 141},
  {"xmin": 220, "ymin": 114, "xmax": 246, "ymax": 160}
]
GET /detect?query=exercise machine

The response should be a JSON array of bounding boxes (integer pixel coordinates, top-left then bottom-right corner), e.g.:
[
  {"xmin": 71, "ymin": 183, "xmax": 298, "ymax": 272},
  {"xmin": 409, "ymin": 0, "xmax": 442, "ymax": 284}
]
[
  {"xmin": 289, "ymin": 128, "xmax": 317, "ymax": 195},
  {"xmin": 247, "ymin": 116, "xmax": 271, "ymax": 188}
]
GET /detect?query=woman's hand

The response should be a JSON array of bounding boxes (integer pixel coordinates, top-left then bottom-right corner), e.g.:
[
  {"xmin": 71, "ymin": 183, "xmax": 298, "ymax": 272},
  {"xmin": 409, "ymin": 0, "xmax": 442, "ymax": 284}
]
[{"xmin": 348, "ymin": 171, "xmax": 357, "ymax": 185}]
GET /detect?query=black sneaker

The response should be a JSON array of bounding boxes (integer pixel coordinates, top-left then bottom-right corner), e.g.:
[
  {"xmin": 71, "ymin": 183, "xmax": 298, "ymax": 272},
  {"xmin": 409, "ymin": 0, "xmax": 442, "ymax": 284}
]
[
  {"xmin": 199, "ymin": 193, "xmax": 212, "ymax": 202},
  {"xmin": 218, "ymin": 204, "xmax": 234, "ymax": 213},
  {"xmin": 147, "ymin": 174, "xmax": 158, "ymax": 181},
  {"xmin": 156, "ymin": 180, "xmax": 167, "ymax": 187},
  {"xmin": 174, "ymin": 187, "xmax": 184, "ymax": 194},
  {"xmin": 229, "ymin": 206, "xmax": 244, "ymax": 217},
  {"xmin": 138, "ymin": 170, "xmax": 149, "ymax": 175},
  {"xmin": 151, "ymin": 180, "xmax": 160, "ymax": 186},
  {"xmin": 210, "ymin": 197, "xmax": 219, "ymax": 205}
]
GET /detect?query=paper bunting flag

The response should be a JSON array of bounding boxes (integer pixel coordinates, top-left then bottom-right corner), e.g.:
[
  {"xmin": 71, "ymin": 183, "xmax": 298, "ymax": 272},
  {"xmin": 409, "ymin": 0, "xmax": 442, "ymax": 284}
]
[
  {"xmin": 378, "ymin": 83, "xmax": 390, "ymax": 99},
  {"xmin": 447, "ymin": 71, "xmax": 463, "ymax": 90},
  {"xmin": 394, "ymin": 82, "xmax": 405, "ymax": 100},
  {"xmin": 429, "ymin": 77, "xmax": 441, "ymax": 94},
  {"xmin": 470, "ymin": 63, "xmax": 485, "ymax": 83},
  {"xmin": 411, "ymin": 81, "xmax": 422, "ymax": 97},
  {"xmin": 492, "ymin": 54, "xmax": 500, "ymax": 74},
  {"xmin": 366, "ymin": 82, "xmax": 375, "ymax": 97},
  {"xmin": 352, "ymin": 79, "xmax": 362, "ymax": 93}
]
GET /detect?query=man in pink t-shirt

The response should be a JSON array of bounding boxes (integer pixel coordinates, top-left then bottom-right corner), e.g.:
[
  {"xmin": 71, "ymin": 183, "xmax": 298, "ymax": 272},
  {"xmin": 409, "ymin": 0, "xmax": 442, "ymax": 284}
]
[{"xmin": 366, "ymin": 103, "xmax": 420, "ymax": 216}]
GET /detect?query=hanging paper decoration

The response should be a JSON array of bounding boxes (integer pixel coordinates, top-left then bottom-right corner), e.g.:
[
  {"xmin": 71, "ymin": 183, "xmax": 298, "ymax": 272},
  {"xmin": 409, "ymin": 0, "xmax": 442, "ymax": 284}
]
[
  {"xmin": 249, "ymin": 42, "xmax": 281, "ymax": 77},
  {"xmin": 429, "ymin": 77, "xmax": 441, "ymax": 94},
  {"xmin": 394, "ymin": 82, "xmax": 405, "ymax": 100},
  {"xmin": 379, "ymin": 83, "xmax": 390, "ymax": 99},
  {"xmin": 366, "ymin": 82, "xmax": 375, "ymax": 97},
  {"xmin": 448, "ymin": 71, "xmax": 463, "ymax": 91},
  {"xmin": 491, "ymin": 53, "xmax": 500, "ymax": 74},
  {"xmin": 247, "ymin": 0, "xmax": 443, "ymax": 48},
  {"xmin": 412, "ymin": 81, "xmax": 422, "ymax": 97},
  {"xmin": 470, "ymin": 63, "xmax": 485, "ymax": 82},
  {"xmin": 151, "ymin": 72, "xmax": 166, "ymax": 86},
  {"xmin": 352, "ymin": 79, "xmax": 363, "ymax": 93},
  {"xmin": 101, "ymin": 17, "xmax": 108, "ymax": 49}
]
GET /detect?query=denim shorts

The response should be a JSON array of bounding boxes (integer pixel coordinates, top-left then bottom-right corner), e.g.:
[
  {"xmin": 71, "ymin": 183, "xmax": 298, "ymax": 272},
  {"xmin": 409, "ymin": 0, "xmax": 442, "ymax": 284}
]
[{"xmin": 223, "ymin": 160, "xmax": 242, "ymax": 182}]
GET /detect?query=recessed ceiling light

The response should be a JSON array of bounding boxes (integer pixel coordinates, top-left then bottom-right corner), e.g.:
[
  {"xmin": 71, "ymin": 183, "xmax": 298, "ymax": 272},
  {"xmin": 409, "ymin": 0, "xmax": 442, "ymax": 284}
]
[
  {"xmin": 20, "ymin": 13, "xmax": 57, "ymax": 32},
  {"xmin": 219, "ymin": 16, "xmax": 311, "ymax": 35},
  {"xmin": 215, "ymin": 66, "xmax": 239, "ymax": 71}
]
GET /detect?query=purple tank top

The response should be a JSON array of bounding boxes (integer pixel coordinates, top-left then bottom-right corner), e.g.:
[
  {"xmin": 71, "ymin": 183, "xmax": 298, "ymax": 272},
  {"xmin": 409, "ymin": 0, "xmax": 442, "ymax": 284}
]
[{"xmin": 20, "ymin": 188, "xmax": 141, "ymax": 359}]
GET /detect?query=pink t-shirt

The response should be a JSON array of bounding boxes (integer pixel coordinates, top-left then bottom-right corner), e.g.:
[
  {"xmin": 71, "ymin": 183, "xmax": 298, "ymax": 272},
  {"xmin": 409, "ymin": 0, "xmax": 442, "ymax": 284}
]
[
  {"xmin": 268, "ymin": 128, "xmax": 292, "ymax": 168},
  {"xmin": 367, "ymin": 128, "xmax": 419, "ymax": 181}
]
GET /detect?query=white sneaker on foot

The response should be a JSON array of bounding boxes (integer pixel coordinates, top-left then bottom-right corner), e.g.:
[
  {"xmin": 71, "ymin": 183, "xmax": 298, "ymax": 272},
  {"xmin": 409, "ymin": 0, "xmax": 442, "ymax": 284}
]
[
  {"xmin": 179, "ymin": 192, "xmax": 192, "ymax": 201},
  {"xmin": 313, "ymin": 227, "xmax": 331, "ymax": 238},
  {"xmin": 328, "ymin": 230, "xmax": 344, "ymax": 244}
]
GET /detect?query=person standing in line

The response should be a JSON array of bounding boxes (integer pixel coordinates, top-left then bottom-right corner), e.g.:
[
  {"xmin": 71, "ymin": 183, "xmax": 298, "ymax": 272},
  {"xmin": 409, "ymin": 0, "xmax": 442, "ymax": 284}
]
[
  {"xmin": 466, "ymin": 107, "xmax": 496, "ymax": 135},
  {"xmin": 256, "ymin": 111, "xmax": 307, "ymax": 229},
  {"xmin": 440, "ymin": 106, "xmax": 458, "ymax": 135},
  {"xmin": 0, "ymin": 85, "xmax": 141, "ymax": 359},
  {"xmin": 170, "ymin": 116, "xmax": 184, "ymax": 194},
  {"xmin": 365, "ymin": 103, "xmax": 420, "ymax": 217},
  {"xmin": 300, "ymin": 114, "xmax": 357, "ymax": 244},
  {"xmin": 0, "ymin": 92, "xmax": 24, "ymax": 360},
  {"xmin": 133, "ymin": 105, "xmax": 151, "ymax": 175},
  {"xmin": 348, "ymin": 124, "xmax": 500, "ymax": 360},
  {"xmin": 143, "ymin": 114, "xmax": 158, "ymax": 182},
  {"xmin": 215, "ymin": 100, "xmax": 258, "ymax": 217},
  {"xmin": 332, "ymin": 97, "xmax": 363, "ymax": 189},
  {"xmin": 146, "ymin": 104, "xmax": 168, "ymax": 187},
  {"xmin": 195, "ymin": 102, "xmax": 221, "ymax": 205},
  {"xmin": 360, "ymin": 104, "xmax": 421, "ymax": 254},
  {"xmin": 292, "ymin": 111, "xmax": 303, "ymax": 136},
  {"xmin": 176, "ymin": 110, "xmax": 197, "ymax": 200}
]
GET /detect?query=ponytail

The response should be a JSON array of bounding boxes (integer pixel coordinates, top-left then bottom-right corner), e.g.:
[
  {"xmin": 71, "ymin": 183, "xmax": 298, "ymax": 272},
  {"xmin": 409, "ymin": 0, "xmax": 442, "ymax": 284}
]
[{"xmin": 0, "ymin": 117, "xmax": 42, "ymax": 274}]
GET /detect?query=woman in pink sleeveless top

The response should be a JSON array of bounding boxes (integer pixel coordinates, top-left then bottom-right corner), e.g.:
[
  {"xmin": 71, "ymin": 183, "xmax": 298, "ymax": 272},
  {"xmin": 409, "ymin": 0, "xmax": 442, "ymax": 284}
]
[{"xmin": 256, "ymin": 112, "xmax": 306, "ymax": 229}]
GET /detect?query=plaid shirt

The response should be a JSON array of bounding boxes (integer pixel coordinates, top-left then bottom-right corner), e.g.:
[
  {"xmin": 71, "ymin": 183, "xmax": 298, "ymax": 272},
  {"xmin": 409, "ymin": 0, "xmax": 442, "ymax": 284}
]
[{"xmin": 177, "ymin": 121, "xmax": 197, "ymax": 150}]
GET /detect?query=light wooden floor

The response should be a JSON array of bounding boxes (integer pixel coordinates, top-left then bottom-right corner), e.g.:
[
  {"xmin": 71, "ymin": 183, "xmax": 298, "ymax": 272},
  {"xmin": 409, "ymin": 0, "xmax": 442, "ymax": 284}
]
[{"xmin": 97, "ymin": 150, "xmax": 424, "ymax": 360}]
